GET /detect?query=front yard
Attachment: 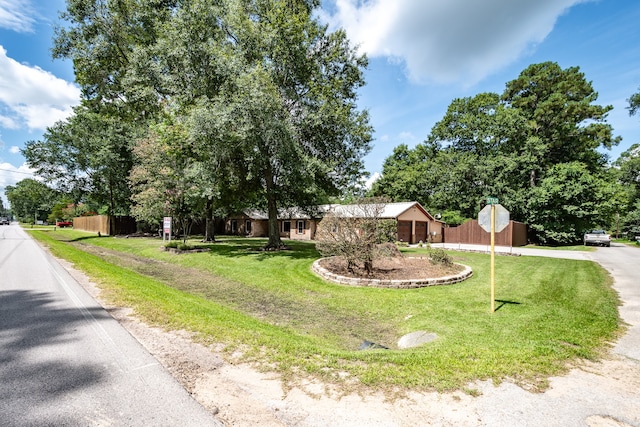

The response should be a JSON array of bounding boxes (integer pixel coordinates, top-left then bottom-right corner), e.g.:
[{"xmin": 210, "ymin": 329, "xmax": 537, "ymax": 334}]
[{"xmin": 30, "ymin": 229, "xmax": 621, "ymax": 394}]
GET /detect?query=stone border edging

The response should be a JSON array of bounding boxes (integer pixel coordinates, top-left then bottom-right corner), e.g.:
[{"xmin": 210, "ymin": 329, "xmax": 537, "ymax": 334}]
[{"xmin": 312, "ymin": 258, "xmax": 473, "ymax": 289}]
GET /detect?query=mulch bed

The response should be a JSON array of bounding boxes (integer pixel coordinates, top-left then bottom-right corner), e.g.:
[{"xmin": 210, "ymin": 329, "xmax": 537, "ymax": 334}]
[{"xmin": 318, "ymin": 256, "xmax": 464, "ymax": 281}]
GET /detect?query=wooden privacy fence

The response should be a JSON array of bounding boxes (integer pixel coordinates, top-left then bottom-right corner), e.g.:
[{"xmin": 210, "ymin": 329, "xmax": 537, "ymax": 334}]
[
  {"xmin": 72, "ymin": 215, "xmax": 137, "ymax": 236},
  {"xmin": 443, "ymin": 220, "xmax": 527, "ymax": 247}
]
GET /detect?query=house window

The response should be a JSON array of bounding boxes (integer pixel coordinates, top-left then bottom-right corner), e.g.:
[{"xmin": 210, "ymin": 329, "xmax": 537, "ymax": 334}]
[
  {"xmin": 297, "ymin": 220, "xmax": 305, "ymax": 234},
  {"xmin": 231, "ymin": 220, "xmax": 237, "ymax": 234},
  {"xmin": 283, "ymin": 221, "xmax": 291, "ymax": 233},
  {"xmin": 245, "ymin": 220, "xmax": 252, "ymax": 234}
]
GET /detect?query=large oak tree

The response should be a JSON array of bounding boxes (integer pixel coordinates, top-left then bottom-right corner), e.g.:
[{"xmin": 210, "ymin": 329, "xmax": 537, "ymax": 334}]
[
  {"xmin": 31, "ymin": 0, "xmax": 371, "ymax": 246},
  {"xmin": 186, "ymin": 0, "xmax": 372, "ymax": 248}
]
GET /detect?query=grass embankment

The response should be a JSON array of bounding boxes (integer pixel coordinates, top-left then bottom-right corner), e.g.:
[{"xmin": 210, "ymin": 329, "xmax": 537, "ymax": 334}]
[{"xmin": 29, "ymin": 229, "xmax": 621, "ymax": 393}]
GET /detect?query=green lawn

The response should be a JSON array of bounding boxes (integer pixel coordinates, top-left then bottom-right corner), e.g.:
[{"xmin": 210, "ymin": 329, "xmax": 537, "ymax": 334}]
[
  {"xmin": 29, "ymin": 229, "xmax": 622, "ymax": 394},
  {"xmin": 612, "ymin": 238, "xmax": 640, "ymax": 248}
]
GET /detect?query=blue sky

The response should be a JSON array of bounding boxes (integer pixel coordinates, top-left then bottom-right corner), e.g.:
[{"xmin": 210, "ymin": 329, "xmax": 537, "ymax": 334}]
[{"xmin": 1, "ymin": 0, "xmax": 639, "ymax": 205}]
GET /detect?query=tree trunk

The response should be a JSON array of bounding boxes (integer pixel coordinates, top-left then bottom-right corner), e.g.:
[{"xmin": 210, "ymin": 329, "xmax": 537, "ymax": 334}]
[
  {"xmin": 203, "ymin": 199, "xmax": 216, "ymax": 242},
  {"xmin": 265, "ymin": 190, "xmax": 284, "ymax": 249},
  {"xmin": 363, "ymin": 260, "xmax": 373, "ymax": 275},
  {"xmin": 108, "ymin": 179, "xmax": 115, "ymax": 236},
  {"xmin": 264, "ymin": 165, "xmax": 285, "ymax": 250},
  {"xmin": 181, "ymin": 218, "xmax": 192, "ymax": 244}
]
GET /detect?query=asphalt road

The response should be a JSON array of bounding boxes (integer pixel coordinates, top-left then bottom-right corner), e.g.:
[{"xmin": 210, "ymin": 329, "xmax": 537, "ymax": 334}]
[{"xmin": 0, "ymin": 224, "xmax": 222, "ymax": 427}]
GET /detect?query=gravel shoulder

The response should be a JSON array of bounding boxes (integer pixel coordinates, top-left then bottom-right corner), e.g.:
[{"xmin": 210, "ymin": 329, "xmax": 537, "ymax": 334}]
[{"xmin": 58, "ymin": 245, "xmax": 640, "ymax": 427}]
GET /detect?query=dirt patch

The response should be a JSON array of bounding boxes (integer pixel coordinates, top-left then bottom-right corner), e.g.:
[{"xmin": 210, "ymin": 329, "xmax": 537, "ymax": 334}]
[
  {"xmin": 318, "ymin": 256, "xmax": 464, "ymax": 280},
  {"xmin": 71, "ymin": 242, "xmax": 398, "ymax": 349}
]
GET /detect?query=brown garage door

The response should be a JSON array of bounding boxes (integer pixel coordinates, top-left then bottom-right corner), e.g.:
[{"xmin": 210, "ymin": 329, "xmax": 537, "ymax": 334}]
[
  {"xmin": 397, "ymin": 221, "xmax": 411, "ymax": 243},
  {"xmin": 415, "ymin": 221, "xmax": 428, "ymax": 243}
]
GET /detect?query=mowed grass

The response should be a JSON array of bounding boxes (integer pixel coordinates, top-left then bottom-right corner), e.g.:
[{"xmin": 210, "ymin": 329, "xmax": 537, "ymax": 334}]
[{"xmin": 29, "ymin": 229, "xmax": 622, "ymax": 393}]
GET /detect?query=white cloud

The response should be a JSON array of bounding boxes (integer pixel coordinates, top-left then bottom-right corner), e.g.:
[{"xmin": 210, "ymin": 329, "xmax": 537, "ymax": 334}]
[
  {"xmin": 0, "ymin": 161, "xmax": 34, "ymax": 185},
  {"xmin": 0, "ymin": 114, "xmax": 18, "ymax": 129},
  {"xmin": 0, "ymin": 0, "xmax": 36, "ymax": 32},
  {"xmin": 0, "ymin": 161, "xmax": 36, "ymax": 205},
  {"xmin": 0, "ymin": 46, "xmax": 80, "ymax": 131},
  {"xmin": 398, "ymin": 131, "xmax": 417, "ymax": 142},
  {"xmin": 9, "ymin": 146, "xmax": 19, "ymax": 154},
  {"xmin": 322, "ymin": 0, "xmax": 588, "ymax": 84},
  {"xmin": 364, "ymin": 171, "xmax": 381, "ymax": 189}
]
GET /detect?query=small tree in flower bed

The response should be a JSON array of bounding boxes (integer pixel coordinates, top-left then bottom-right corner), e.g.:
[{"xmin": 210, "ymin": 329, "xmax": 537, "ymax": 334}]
[{"xmin": 316, "ymin": 198, "xmax": 396, "ymax": 275}]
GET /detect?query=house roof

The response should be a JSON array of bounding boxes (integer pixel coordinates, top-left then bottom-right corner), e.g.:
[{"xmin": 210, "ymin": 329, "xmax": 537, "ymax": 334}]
[
  {"xmin": 326, "ymin": 201, "xmax": 437, "ymax": 221},
  {"xmin": 242, "ymin": 209, "xmax": 269, "ymax": 220},
  {"xmin": 239, "ymin": 201, "xmax": 442, "ymax": 222},
  {"xmin": 241, "ymin": 206, "xmax": 319, "ymax": 220}
]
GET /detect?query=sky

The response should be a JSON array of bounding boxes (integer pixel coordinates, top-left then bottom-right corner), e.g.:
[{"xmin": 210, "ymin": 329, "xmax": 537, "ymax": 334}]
[{"xmin": 0, "ymin": 0, "xmax": 639, "ymax": 206}]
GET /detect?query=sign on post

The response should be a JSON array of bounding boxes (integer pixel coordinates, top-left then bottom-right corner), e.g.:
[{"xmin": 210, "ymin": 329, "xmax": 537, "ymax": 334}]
[
  {"xmin": 478, "ymin": 203, "xmax": 510, "ymax": 313},
  {"xmin": 163, "ymin": 217, "xmax": 172, "ymax": 242},
  {"xmin": 479, "ymin": 204, "xmax": 510, "ymax": 233}
]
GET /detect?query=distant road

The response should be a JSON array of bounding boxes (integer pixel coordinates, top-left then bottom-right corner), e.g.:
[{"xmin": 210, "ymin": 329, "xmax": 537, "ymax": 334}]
[
  {"xmin": 0, "ymin": 224, "xmax": 222, "ymax": 426},
  {"xmin": 433, "ymin": 241, "xmax": 591, "ymax": 260}
]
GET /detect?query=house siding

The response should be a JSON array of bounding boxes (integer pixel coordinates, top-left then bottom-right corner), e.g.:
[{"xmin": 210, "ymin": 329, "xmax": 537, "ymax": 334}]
[
  {"xmin": 225, "ymin": 214, "xmax": 268, "ymax": 237},
  {"xmin": 284, "ymin": 219, "xmax": 317, "ymax": 241},
  {"xmin": 227, "ymin": 202, "xmax": 445, "ymax": 244},
  {"xmin": 396, "ymin": 206, "xmax": 444, "ymax": 244}
]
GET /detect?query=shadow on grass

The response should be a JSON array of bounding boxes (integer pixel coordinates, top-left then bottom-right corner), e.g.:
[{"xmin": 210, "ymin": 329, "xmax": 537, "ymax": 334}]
[
  {"xmin": 68, "ymin": 235, "xmax": 104, "ymax": 243},
  {"xmin": 39, "ymin": 230, "xmax": 321, "ymax": 262},
  {"xmin": 30, "ymin": 229, "xmax": 103, "ymax": 244},
  {"xmin": 494, "ymin": 299, "xmax": 522, "ymax": 312},
  {"xmin": 203, "ymin": 238, "xmax": 321, "ymax": 261}
]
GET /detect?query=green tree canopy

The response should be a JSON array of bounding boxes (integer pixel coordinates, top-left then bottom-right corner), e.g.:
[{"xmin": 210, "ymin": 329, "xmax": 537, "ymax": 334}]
[
  {"xmin": 23, "ymin": 105, "xmax": 137, "ymax": 216},
  {"xmin": 186, "ymin": 0, "xmax": 372, "ymax": 248},
  {"xmin": 628, "ymin": 87, "xmax": 640, "ymax": 117},
  {"xmin": 502, "ymin": 62, "xmax": 619, "ymax": 179},
  {"xmin": 0, "ymin": 198, "xmax": 8, "ymax": 217},
  {"xmin": 130, "ymin": 114, "xmax": 215, "ymax": 242},
  {"xmin": 47, "ymin": 0, "xmax": 371, "ymax": 248},
  {"xmin": 5, "ymin": 179, "xmax": 59, "ymax": 223},
  {"xmin": 370, "ymin": 144, "xmax": 432, "ymax": 206},
  {"xmin": 611, "ymin": 87, "xmax": 640, "ymax": 236},
  {"xmin": 53, "ymin": 0, "xmax": 172, "ymax": 117},
  {"xmin": 372, "ymin": 62, "xmax": 621, "ymax": 244}
]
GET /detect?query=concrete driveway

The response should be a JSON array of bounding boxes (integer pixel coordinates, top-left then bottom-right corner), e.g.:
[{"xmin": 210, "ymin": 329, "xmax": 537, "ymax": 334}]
[{"xmin": 432, "ymin": 242, "xmax": 591, "ymax": 260}]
